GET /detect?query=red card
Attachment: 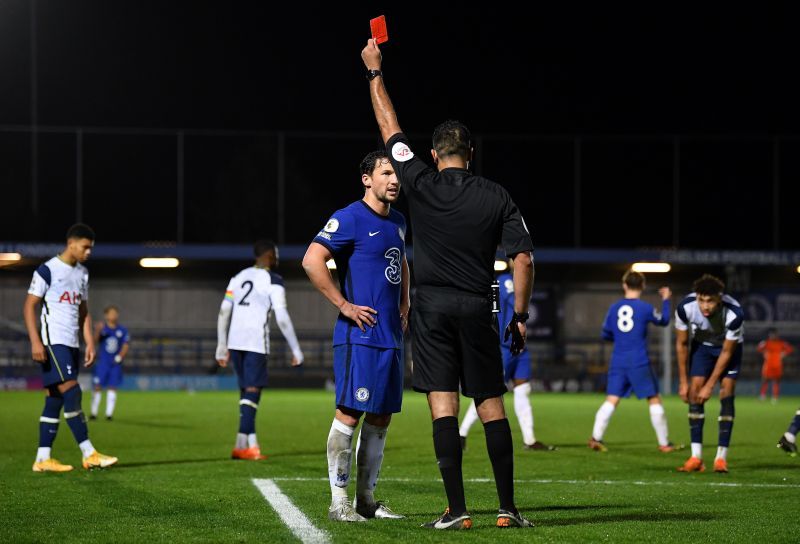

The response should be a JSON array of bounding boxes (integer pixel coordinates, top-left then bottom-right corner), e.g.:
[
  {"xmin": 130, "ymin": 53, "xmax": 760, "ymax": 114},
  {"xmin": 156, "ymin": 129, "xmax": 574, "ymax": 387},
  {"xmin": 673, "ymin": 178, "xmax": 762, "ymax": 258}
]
[{"xmin": 370, "ymin": 15, "xmax": 388, "ymax": 44}]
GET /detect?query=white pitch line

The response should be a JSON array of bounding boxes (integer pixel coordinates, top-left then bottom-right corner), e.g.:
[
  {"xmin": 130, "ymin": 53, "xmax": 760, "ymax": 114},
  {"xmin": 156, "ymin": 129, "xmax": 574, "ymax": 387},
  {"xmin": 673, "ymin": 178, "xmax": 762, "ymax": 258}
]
[
  {"xmin": 270, "ymin": 476, "xmax": 800, "ymax": 489},
  {"xmin": 252, "ymin": 478, "xmax": 331, "ymax": 544}
]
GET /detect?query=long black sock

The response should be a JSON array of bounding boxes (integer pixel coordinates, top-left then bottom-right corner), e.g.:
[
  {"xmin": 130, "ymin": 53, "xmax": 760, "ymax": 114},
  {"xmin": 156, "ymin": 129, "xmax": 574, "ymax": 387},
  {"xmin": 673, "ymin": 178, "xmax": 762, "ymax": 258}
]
[
  {"xmin": 484, "ymin": 418, "xmax": 516, "ymax": 513},
  {"xmin": 432, "ymin": 416, "xmax": 467, "ymax": 516}
]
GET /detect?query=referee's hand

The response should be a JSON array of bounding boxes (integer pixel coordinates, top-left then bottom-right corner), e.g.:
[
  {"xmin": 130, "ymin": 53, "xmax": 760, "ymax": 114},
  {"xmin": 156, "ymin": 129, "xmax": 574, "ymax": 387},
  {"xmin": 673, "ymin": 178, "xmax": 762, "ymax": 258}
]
[
  {"xmin": 504, "ymin": 317, "xmax": 527, "ymax": 356},
  {"xmin": 361, "ymin": 39, "xmax": 382, "ymax": 70},
  {"xmin": 339, "ymin": 301, "xmax": 377, "ymax": 332}
]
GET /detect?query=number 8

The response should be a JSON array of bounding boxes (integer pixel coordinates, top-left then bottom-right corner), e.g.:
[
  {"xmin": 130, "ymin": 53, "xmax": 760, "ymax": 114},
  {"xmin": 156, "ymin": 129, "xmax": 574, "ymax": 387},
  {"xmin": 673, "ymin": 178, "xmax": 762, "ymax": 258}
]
[{"xmin": 617, "ymin": 305, "xmax": 634, "ymax": 332}]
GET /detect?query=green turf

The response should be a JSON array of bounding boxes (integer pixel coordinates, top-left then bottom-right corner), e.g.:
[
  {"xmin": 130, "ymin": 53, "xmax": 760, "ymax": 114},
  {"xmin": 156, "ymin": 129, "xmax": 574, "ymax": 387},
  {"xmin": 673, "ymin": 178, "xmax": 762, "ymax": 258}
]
[{"xmin": 0, "ymin": 390, "xmax": 797, "ymax": 543}]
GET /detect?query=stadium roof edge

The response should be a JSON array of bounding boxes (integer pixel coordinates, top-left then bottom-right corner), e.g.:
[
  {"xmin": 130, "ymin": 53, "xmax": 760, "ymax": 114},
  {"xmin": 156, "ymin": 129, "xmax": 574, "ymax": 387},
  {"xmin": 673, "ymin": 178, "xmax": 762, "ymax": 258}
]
[{"xmin": 2, "ymin": 243, "xmax": 800, "ymax": 266}]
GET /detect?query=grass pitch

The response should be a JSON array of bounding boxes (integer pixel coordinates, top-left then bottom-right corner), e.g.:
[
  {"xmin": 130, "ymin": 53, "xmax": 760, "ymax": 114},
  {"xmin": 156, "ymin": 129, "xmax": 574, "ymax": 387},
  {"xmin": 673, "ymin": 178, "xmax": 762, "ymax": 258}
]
[{"xmin": 0, "ymin": 390, "xmax": 797, "ymax": 543}]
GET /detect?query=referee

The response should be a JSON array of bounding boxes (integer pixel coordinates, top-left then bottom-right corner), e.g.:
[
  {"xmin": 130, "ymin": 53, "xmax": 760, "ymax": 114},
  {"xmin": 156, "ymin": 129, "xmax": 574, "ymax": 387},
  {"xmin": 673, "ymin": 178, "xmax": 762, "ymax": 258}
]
[{"xmin": 361, "ymin": 39, "xmax": 535, "ymax": 530}]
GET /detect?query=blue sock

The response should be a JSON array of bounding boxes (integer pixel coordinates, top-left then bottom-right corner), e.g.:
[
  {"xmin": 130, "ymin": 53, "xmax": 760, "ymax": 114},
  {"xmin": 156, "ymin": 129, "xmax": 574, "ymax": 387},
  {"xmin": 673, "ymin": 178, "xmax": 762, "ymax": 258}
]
[
  {"xmin": 63, "ymin": 386, "xmax": 89, "ymax": 444},
  {"xmin": 788, "ymin": 409, "xmax": 800, "ymax": 436},
  {"xmin": 239, "ymin": 390, "xmax": 261, "ymax": 435},
  {"xmin": 718, "ymin": 396, "xmax": 735, "ymax": 447},
  {"xmin": 39, "ymin": 395, "xmax": 63, "ymax": 447},
  {"xmin": 689, "ymin": 404, "xmax": 705, "ymax": 444}
]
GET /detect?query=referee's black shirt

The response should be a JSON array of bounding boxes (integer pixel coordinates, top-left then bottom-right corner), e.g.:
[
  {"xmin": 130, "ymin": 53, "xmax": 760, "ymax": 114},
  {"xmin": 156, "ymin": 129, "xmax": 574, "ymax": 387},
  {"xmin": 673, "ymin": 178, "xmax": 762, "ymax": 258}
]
[{"xmin": 386, "ymin": 132, "xmax": 533, "ymax": 297}]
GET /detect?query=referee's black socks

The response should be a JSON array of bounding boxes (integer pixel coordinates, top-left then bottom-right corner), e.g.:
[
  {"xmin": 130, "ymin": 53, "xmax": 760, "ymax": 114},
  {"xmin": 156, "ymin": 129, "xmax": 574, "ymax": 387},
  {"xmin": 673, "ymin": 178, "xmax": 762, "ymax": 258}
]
[
  {"xmin": 484, "ymin": 418, "xmax": 517, "ymax": 514},
  {"xmin": 432, "ymin": 416, "xmax": 467, "ymax": 516}
]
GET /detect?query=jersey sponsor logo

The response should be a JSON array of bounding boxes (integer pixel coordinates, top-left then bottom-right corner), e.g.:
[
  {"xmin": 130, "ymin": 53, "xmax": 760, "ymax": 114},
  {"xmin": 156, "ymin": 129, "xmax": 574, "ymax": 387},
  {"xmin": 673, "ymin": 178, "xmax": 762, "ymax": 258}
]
[
  {"xmin": 355, "ymin": 387, "xmax": 370, "ymax": 402},
  {"xmin": 324, "ymin": 218, "xmax": 340, "ymax": 233},
  {"xmin": 503, "ymin": 278, "xmax": 514, "ymax": 294},
  {"xmin": 316, "ymin": 231, "xmax": 332, "ymax": 240},
  {"xmin": 384, "ymin": 247, "xmax": 402, "ymax": 285},
  {"xmin": 369, "ymin": 231, "xmax": 380, "ymax": 237},
  {"xmin": 391, "ymin": 142, "xmax": 414, "ymax": 162},
  {"xmin": 58, "ymin": 291, "xmax": 82, "ymax": 305}
]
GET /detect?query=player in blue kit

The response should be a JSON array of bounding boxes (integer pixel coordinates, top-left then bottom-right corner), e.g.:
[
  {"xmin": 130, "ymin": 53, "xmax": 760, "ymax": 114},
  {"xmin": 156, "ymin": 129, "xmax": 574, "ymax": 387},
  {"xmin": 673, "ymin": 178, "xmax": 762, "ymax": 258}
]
[
  {"xmin": 23, "ymin": 223, "xmax": 118, "ymax": 472},
  {"xmin": 303, "ymin": 150, "xmax": 410, "ymax": 522},
  {"xmin": 675, "ymin": 274, "xmax": 744, "ymax": 473},
  {"xmin": 459, "ymin": 267, "xmax": 555, "ymax": 451},
  {"xmin": 777, "ymin": 408, "xmax": 800, "ymax": 456},
  {"xmin": 90, "ymin": 305, "xmax": 130, "ymax": 420},
  {"xmin": 589, "ymin": 269, "xmax": 676, "ymax": 452}
]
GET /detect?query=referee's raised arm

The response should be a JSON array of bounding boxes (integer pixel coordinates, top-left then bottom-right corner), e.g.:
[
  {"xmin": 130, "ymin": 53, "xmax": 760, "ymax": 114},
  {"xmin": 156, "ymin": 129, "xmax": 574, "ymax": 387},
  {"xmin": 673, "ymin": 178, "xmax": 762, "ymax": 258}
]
[{"xmin": 361, "ymin": 39, "xmax": 401, "ymax": 144}]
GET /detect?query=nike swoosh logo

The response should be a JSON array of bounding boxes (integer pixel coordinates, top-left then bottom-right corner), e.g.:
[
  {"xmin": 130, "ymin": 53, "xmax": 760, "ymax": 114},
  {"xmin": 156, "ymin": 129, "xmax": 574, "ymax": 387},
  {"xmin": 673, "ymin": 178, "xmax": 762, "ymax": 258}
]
[{"xmin": 369, "ymin": 231, "xmax": 380, "ymax": 236}]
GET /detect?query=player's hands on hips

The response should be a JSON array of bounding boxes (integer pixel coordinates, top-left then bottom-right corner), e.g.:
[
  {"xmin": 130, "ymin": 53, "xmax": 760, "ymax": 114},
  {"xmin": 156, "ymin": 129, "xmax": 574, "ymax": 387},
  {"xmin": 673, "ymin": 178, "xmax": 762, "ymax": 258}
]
[
  {"xmin": 31, "ymin": 340, "xmax": 47, "ymax": 363},
  {"xmin": 678, "ymin": 382, "xmax": 689, "ymax": 403},
  {"xmin": 696, "ymin": 384, "xmax": 713, "ymax": 404},
  {"xmin": 659, "ymin": 287, "xmax": 672, "ymax": 300},
  {"xmin": 340, "ymin": 301, "xmax": 377, "ymax": 332},
  {"xmin": 84, "ymin": 344, "xmax": 96, "ymax": 367},
  {"xmin": 400, "ymin": 303, "xmax": 409, "ymax": 333},
  {"xmin": 361, "ymin": 39, "xmax": 382, "ymax": 70}
]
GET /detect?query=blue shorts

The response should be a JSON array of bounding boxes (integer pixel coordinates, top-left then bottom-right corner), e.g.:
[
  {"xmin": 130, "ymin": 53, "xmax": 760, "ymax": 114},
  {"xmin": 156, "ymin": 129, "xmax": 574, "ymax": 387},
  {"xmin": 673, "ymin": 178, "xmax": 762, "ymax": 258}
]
[
  {"xmin": 502, "ymin": 346, "xmax": 532, "ymax": 382},
  {"xmin": 333, "ymin": 344, "xmax": 403, "ymax": 414},
  {"xmin": 690, "ymin": 343, "xmax": 742, "ymax": 381},
  {"xmin": 607, "ymin": 364, "xmax": 659, "ymax": 399},
  {"xmin": 41, "ymin": 345, "xmax": 80, "ymax": 387},
  {"xmin": 230, "ymin": 350, "xmax": 268, "ymax": 389},
  {"xmin": 93, "ymin": 359, "xmax": 123, "ymax": 388}
]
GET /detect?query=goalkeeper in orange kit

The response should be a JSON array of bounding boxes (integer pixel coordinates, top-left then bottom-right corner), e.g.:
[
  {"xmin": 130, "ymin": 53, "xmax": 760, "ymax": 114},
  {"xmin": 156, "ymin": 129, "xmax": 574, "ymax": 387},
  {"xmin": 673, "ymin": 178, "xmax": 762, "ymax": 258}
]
[{"xmin": 758, "ymin": 328, "xmax": 794, "ymax": 403}]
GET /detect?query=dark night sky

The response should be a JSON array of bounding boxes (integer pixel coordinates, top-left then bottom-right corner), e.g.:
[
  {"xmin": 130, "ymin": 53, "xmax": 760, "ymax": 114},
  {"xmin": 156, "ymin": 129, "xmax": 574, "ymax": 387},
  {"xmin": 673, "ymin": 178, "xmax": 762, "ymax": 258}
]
[
  {"xmin": 1, "ymin": 3, "xmax": 797, "ymax": 132},
  {"xmin": 1, "ymin": 2, "xmax": 799, "ymax": 248}
]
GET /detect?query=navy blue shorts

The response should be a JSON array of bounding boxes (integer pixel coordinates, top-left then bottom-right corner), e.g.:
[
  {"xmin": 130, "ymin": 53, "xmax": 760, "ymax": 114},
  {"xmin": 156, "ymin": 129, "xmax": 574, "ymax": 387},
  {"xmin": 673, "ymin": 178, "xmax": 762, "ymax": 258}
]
[
  {"xmin": 230, "ymin": 350, "xmax": 268, "ymax": 389},
  {"xmin": 41, "ymin": 345, "xmax": 80, "ymax": 387},
  {"xmin": 92, "ymin": 359, "xmax": 123, "ymax": 388},
  {"xmin": 690, "ymin": 343, "xmax": 742, "ymax": 381},
  {"xmin": 606, "ymin": 363, "xmax": 659, "ymax": 399},
  {"xmin": 333, "ymin": 344, "xmax": 403, "ymax": 415},
  {"xmin": 502, "ymin": 346, "xmax": 532, "ymax": 382}
]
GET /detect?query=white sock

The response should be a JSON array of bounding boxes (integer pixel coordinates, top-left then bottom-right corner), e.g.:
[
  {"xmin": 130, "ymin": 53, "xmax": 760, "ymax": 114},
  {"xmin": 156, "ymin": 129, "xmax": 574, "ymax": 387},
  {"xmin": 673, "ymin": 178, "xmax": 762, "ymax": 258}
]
[
  {"xmin": 592, "ymin": 401, "xmax": 616, "ymax": 441},
  {"xmin": 91, "ymin": 391, "xmax": 102, "ymax": 417},
  {"xmin": 513, "ymin": 382, "xmax": 535, "ymax": 445},
  {"xmin": 356, "ymin": 422, "xmax": 388, "ymax": 505},
  {"xmin": 649, "ymin": 403, "xmax": 669, "ymax": 447},
  {"xmin": 785, "ymin": 432, "xmax": 797, "ymax": 444},
  {"xmin": 105, "ymin": 390, "xmax": 117, "ymax": 417},
  {"xmin": 36, "ymin": 447, "xmax": 51, "ymax": 462},
  {"xmin": 459, "ymin": 401, "xmax": 479, "ymax": 438},
  {"xmin": 327, "ymin": 418, "xmax": 355, "ymax": 502},
  {"xmin": 716, "ymin": 446, "xmax": 728, "ymax": 461},
  {"xmin": 235, "ymin": 433, "xmax": 248, "ymax": 449},
  {"xmin": 691, "ymin": 442, "xmax": 703, "ymax": 459},
  {"xmin": 79, "ymin": 439, "xmax": 95, "ymax": 458},
  {"xmin": 248, "ymin": 433, "xmax": 258, "ymax": 448}
]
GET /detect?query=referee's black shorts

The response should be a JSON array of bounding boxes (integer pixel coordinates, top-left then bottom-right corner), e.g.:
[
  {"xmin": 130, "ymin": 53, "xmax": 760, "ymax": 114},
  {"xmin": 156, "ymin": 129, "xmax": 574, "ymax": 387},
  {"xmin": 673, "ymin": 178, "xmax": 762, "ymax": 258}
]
[{"xmin": 411, "ymin": 287, "xmax": 506, "ymax": 398}]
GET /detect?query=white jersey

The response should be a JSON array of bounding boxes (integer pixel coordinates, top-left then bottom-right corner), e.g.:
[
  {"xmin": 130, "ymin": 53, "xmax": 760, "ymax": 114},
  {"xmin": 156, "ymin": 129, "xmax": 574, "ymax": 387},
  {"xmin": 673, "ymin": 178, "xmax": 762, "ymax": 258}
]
[
  {"xmin": 28, "ymin": 256, "xmax": 89, "ymax": 348},
  {"xmin": 222, "ymin": 266, "xmax": 292, "ymax": 355},
  {"xmin": 674, "ymin": 293, "xmax": 744, "ymax": 346}
]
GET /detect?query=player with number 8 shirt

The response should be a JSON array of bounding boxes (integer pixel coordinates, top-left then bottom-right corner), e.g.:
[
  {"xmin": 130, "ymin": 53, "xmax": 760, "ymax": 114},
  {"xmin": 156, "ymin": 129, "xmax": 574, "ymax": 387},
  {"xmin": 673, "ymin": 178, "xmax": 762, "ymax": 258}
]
[{"xmin": 589, "ymin": 269, "xmax": 678, "ymax": 453}]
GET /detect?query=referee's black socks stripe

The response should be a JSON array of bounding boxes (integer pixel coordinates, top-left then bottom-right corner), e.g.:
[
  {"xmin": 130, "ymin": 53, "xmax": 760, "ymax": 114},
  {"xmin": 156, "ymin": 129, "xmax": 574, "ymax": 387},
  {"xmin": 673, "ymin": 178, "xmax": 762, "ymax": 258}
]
[
  {"xmin": 484, "ymin": 418, "xmax": 517, "ymax": 514},
  {"xmin": 432, "ymin": 416, "xmax": 467, "ymax": 517}
]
